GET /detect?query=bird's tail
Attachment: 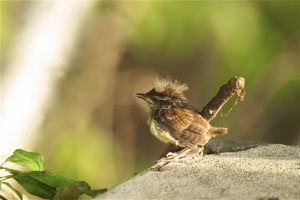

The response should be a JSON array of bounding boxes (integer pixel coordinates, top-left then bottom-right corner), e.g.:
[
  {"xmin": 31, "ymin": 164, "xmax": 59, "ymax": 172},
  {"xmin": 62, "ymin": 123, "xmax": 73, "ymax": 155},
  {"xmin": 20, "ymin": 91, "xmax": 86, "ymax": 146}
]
[{"xmin": 208, "ymin": 126, "xmax": 228, "ymax": 137}]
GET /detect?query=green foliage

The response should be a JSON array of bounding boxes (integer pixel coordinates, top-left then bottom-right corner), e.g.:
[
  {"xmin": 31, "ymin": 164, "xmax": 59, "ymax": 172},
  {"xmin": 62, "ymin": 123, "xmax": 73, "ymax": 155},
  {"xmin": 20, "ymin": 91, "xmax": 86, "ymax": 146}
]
[
  {"xmin": 0, "ymin": 149, "xmax": 106, "ymax": 200},
  {"xmin": 4, "ymin": 149, "xmax": 44, "ymax": 171}
]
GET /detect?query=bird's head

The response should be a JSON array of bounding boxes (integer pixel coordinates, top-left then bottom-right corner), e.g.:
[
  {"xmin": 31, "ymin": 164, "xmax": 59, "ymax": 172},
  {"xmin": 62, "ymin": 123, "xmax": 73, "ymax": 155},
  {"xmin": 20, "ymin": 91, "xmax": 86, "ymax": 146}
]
[{"xmin": 137, "ymin": 78, "xmax": 188, "ymax": 111}]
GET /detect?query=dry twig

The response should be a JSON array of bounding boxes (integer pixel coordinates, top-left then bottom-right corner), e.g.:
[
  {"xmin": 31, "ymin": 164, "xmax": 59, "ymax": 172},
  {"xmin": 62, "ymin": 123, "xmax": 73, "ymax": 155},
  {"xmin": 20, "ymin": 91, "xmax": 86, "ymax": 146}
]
[{"xmin": 200, "ymin": 76, "xmax": 245, "ymax": 121}]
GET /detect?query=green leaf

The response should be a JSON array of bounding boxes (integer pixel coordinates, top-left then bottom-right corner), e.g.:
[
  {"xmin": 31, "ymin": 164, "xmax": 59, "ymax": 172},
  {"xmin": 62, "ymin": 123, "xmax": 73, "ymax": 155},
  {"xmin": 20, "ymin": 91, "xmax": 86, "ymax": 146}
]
[
  {"xmin": 13, "ymin": 175, "xmax": 56, "ymax": 199},
  {"xmin": 1, "ymin": 182, "xmax": 23, "ymax": 200},
  {"xmin": 84, "ymin": 188, "xmax": 107, "ymax": 197},
  {"xmin": 4, "ymin": 170, "xmax": 68, "ymax": 187},
  {"xmin": 27, "ymin": 171, "xmax": 68, "ymax": 188},
  {"xmin": 1, "ymin": 149, "xmax": 107, "ymax": 199},
  {"xmin": 4, "ymin": 149, "xmax": 44, "ymax": 171},
  {"xmin": 1, "ymin": 170, "xmax": 61, "ymax": 199}
]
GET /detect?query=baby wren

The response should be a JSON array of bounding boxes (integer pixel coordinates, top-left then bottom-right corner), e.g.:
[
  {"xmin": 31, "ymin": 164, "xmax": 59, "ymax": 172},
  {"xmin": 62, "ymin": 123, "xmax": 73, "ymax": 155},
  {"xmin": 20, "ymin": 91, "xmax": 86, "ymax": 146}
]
[{"xmin": 137, "ymin": 78, "xmax": 228, "ymax": 160}]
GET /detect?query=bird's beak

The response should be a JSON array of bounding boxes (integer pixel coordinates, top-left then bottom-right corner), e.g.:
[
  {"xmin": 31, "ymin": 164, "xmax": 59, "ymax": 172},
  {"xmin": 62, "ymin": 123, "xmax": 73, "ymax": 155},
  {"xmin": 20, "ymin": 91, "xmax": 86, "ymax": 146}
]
[{"xmin": 136, "ymin": 93, "xmax": 147, "ymax": 100}]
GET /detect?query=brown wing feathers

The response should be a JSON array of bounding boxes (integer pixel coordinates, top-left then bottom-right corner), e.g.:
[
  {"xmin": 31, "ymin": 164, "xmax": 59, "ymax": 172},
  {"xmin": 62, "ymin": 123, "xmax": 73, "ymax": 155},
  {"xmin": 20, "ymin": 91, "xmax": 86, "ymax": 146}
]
[{"xmin": 155, "ymin": 108, "xmax": 214, "ymax": 149}]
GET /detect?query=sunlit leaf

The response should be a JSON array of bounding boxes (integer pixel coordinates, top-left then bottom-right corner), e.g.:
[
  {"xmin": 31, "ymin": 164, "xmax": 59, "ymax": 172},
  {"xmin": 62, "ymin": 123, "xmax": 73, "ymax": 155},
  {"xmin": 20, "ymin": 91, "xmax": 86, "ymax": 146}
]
[{"xmin": 4, "ymin": 149, "xmax": 44, "ymax": 171}]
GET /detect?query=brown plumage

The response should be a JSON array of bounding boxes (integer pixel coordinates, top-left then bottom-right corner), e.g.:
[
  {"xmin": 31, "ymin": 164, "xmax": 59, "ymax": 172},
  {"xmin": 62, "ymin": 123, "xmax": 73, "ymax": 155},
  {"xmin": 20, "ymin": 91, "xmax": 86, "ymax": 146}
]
[{"xmin": 137, "ymin": 77, "xmax": 228, "ymax": 152}]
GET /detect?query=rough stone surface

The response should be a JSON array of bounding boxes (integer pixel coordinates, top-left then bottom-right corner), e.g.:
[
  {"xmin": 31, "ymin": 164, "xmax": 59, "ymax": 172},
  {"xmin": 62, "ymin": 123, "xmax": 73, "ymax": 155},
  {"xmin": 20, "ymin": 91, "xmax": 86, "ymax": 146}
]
[{"xmin": 97, "ymin": 144, "xmax": 300, "ymax": 200}]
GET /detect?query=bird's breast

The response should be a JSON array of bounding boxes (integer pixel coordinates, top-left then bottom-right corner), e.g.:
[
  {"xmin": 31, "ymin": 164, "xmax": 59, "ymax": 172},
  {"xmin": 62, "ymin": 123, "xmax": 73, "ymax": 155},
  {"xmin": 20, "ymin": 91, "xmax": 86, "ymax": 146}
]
[{"xmin": 148, "ymin": 118, "xmax": 179, "ymax": 146}]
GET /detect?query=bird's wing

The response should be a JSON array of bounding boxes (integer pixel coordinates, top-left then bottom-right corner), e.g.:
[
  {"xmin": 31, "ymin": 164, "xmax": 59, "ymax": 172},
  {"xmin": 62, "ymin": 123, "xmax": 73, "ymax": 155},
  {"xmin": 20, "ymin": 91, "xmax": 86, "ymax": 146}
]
[{"xmin": 155, "ymin": 108, "xmax": 211, "ymax": 148}]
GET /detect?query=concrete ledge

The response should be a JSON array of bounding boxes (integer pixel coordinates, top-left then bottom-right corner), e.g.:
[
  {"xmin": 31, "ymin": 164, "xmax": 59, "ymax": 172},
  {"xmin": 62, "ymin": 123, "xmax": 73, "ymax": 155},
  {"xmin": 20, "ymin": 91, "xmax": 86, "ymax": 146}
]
[{"xmin": 97, "ymin": 144, "xmax": 300, "ymax": 199}]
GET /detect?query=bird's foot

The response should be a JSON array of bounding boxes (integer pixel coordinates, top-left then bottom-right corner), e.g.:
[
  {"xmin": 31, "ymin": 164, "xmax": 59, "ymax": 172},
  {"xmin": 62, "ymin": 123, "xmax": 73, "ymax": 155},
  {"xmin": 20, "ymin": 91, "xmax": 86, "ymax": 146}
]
[
  {"xmin": 165, "ymin": 148, "xmax": 193, "ymax": 161},
  {"xmin": 150, "ymin": 148, "xmax": 193, "ymax": 171}
]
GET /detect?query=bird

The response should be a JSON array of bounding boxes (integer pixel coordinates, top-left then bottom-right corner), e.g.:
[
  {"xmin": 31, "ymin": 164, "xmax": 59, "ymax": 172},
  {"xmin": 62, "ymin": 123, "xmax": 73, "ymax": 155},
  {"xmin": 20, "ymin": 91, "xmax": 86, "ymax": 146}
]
[{"xmin": 136, "ymin": 77, "xmax": 228, "ymax": 162}]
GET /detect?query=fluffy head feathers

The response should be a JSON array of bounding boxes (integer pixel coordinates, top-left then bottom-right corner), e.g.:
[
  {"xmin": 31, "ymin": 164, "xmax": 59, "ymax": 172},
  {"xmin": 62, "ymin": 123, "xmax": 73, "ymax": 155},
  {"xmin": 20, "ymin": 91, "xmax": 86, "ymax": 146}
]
[
  {"xmin": 154, "ymin": 77, "xmax": 188, "ymax": 101},
  {"xmin": 154, "ymin": 77, "xmax": 188, "ymax": 93}
]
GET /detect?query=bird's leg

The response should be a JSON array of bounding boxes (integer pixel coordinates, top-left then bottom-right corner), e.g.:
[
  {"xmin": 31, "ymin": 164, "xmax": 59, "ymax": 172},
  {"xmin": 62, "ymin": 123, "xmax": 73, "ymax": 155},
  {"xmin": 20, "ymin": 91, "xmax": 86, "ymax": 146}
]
[
  {"xmin": 165, "ymin": 147, "xmax": 193, "ymax": 161},
  {"xmin": 163, "ymin": 146, "xmax": 204, "ymax": 162},
  {"xmin": 150, "ymin": 148, "xmax": 193, "ymax": 171},
  {"xmin": 150, "ymin": 147, "xmax": 203, "ymax": 171},
  {"xmin": 178, "ymin": 146, "xmax": 204, "ymax": 162}
]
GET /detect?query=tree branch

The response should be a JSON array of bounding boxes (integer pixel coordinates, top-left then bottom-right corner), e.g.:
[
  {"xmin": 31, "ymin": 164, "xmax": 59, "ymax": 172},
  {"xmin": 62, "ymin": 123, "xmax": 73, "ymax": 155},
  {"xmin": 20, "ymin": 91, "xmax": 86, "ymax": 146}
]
[{"xmin": 200, "ymin": 76, "xmax": 245, "ymax": 121}]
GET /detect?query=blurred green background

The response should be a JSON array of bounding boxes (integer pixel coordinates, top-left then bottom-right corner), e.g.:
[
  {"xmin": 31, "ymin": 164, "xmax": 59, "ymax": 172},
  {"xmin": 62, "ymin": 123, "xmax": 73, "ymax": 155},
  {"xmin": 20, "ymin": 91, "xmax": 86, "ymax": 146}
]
[{"xmin": 1, "ymin": 0, "xmax": 300, "ymax": 190}]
